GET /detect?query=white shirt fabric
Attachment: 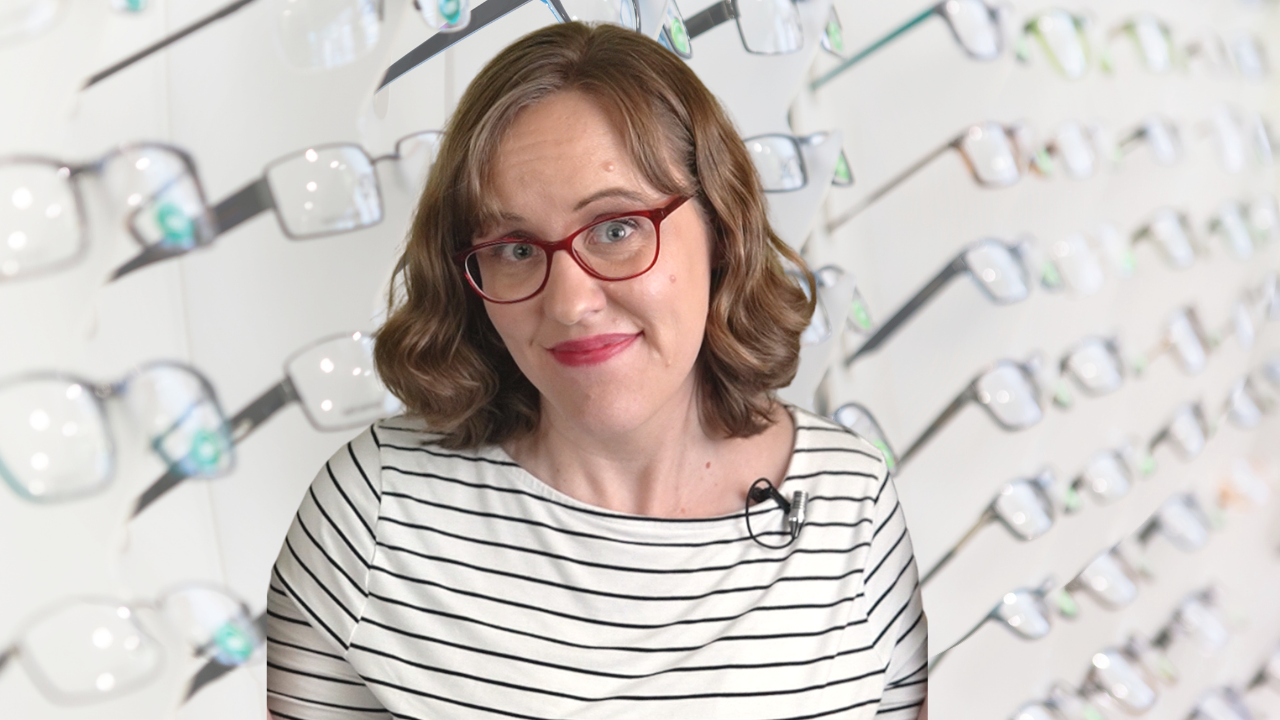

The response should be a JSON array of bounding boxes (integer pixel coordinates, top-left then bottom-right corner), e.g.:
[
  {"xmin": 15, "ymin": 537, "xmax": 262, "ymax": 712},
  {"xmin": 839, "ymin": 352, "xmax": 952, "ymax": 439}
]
[{"xmin": 266, "ymin": 406, "xmax": 927, "ymax": 719}]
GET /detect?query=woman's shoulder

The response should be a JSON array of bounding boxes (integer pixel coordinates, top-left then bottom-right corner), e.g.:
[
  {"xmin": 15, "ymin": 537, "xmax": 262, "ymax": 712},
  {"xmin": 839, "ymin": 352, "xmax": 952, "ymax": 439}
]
[
  {"xmin": 787, "ymin": 404, "xmax": 891, "ymax": 479},
  {"xmin": 361, "ymin": 416, "xmax": 519, "ymax": 475}
]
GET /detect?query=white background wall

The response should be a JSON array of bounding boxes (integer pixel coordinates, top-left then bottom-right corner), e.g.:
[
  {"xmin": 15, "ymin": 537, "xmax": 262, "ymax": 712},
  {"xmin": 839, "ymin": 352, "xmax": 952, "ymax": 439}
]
[{"xmin": 1, "ymin": 0, "xmax": 1278, "ymax": 718}]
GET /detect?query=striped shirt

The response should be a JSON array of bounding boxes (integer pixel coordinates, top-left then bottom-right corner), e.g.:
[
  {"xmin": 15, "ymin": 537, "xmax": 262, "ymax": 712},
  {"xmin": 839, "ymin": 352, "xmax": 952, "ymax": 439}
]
[{"xmin": 266, "ymin": 406, "xmax": 927, "ymax": 719}]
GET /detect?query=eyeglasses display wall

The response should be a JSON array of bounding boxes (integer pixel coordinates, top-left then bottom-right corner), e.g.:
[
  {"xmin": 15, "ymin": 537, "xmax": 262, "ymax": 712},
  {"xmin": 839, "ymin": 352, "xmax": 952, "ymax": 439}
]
[
  {"xmin": 1, "ymin": 0, "xmax": 1278, "ymax": 717},
  {"xmin": 796, "ymin": 0, "xmax": 1280, "ymax": 717}
]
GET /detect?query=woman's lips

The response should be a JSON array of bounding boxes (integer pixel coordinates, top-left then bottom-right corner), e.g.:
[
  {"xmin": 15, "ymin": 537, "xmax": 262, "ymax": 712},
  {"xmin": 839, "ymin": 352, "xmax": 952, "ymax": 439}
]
[{"xmin": 549, "ymin": 333, "xmax": 641, "ymax": 367}]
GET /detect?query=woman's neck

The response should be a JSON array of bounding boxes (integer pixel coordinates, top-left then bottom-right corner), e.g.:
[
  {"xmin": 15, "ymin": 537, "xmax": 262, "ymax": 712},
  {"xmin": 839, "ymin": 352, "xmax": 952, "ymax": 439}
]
[{"xmin": 502, "ymin": 389, "xmax": 794, "ymax": 519}]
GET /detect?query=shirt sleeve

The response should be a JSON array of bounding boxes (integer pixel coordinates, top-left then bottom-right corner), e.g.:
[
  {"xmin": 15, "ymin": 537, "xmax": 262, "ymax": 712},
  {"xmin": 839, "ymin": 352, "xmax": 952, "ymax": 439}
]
[
  {"xmin": 266, "ymin": 426, "xmax": 393, "ymax": 720},
  {"xmin": 864, "ymin": 467, "xmax": 928, "ymax": 718}
]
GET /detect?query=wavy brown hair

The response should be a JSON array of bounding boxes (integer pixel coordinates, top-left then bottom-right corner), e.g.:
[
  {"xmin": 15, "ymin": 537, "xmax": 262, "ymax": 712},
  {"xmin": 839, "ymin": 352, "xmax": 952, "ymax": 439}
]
[{"xmin": 374, "ymin": 21, "xmax": 815, "ymax": 449}]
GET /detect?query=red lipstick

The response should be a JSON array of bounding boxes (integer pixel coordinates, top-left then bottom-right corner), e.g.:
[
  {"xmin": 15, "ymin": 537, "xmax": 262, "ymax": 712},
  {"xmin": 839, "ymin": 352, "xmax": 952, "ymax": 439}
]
[{"xmin": 548, "ymin": 333, "xmax": 640, "ymax": 367}]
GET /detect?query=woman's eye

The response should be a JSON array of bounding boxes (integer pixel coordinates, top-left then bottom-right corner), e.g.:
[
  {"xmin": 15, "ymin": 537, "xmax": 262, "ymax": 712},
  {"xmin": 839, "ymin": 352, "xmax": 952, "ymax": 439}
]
[
  {"xmin": 594, "ymin": 219, "xmax": 637, "ymax": 243},
  {"xmin": 486, "ymin": 242, "xmax": 537, "ymax": 261}
]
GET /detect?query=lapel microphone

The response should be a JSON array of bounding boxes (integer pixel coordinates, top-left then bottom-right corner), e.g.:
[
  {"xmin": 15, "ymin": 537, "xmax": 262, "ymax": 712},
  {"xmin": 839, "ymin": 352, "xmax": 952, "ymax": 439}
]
[{"xmin": 745, "ymin": 477, "xmax": 807, "ymax": 549}]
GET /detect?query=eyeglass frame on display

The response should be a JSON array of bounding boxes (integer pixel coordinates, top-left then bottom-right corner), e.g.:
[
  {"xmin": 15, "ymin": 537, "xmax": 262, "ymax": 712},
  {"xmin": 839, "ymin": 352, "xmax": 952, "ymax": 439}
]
[
  {"xmin": 827, "ymin": 120, "xmax": 1036, "ymax": 231},
  {"xmin": 928, "ymin": 577, "xmax": 1060, "ymax": 672},
  {"xmin": 0, "ymin": 582, "xmax": 264, "ymax": 706},
  {"xmin": 810, "ymin": 0, "xmax": 1008, "ymax": 91},
  {"xmin": 0, "ymin": 360, "xmax": 233, "ymax": 504},
  {"xmin": 131, "ymin": 330, "xmax": 397, "ymax": 517},
  {"xmin": 381, "ymin": 0, "xmax": 688, "ymax": 89},
  {"xmin": 896, "ymin": 355, "xmax": 1045, "ymax": 469},
  {"xmin": 844, "ymin": 237, "xmax": 1032, "ymax": 367},
  {"xmin": 0, "ymin": 143, "xmax": 214, "ymax": 282},
  {"xmin": 920, "ymin": 467, "xmax": 1057, "ymax": 585},
  {"xmin": 110, "ymin": 131, "xmax": 444, "ymax": 280}
]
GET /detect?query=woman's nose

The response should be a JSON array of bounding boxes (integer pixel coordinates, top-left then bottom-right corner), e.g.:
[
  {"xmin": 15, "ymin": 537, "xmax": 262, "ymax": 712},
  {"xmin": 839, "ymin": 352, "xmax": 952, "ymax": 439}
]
[{"xmin": 540, "ymin": 249, "xmax": 606, "ymax": 324}]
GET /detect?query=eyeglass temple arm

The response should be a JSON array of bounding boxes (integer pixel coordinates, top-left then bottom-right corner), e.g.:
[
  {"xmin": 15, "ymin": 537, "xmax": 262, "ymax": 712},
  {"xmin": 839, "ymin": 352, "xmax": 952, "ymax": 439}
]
[
  {"xmin": 183, "ymin": 611, "xmax": 267, "ymax": 702},
  {"xmin": 81, "ymin": 0, "xmax": 260, "ymax": 91},
  {"xmin": 927, "ymin": 612, "xmax": 991, "ymax": 673},
  {"xmin": 685, "ymin": 0, "xmax": 734, "ymax": 38},
  {"xmin": 379, "ymin": 0, "xmax": 534, "ymax": 90},
  {"xmin": 826, "ymin": 139, "xmax": 958, "ymax": 233},
  {"xmin": 131, "ymin": 378, "xmax": 298, "ymax": 518},
  {"xmin": 810, "ymin": 3, "xmax": 939, "ymax": 91},
  {"xmin": 896, "ymin": 384, "xmax": 974, "ymax": 469},
  {"xmin": 845, "ymin": 256, "xmax": 966, "ymax": 367},
  {"xmin": 110, "ymin": 178, "xmax": 273, "ymax": 282},
  {"xmin": 920, "ymin": 505, "xmax": 996, "ymax": 585}
]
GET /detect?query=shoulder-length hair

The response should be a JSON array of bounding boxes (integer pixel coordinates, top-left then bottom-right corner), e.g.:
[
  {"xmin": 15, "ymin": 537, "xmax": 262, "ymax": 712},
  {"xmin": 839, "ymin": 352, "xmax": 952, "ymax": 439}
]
[{"xmin": 374, "ymin": 21, "xmax": 815, "ymax": 449}]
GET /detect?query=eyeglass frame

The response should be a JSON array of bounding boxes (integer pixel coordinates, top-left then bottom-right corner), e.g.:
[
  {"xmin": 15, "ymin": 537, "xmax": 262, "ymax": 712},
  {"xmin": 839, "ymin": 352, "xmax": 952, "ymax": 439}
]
[
  {"xmin": 132, "ymin": 330, "xmax": 388, "ymax": 517},
  {"xmin": 452, "ymin": 195, "xmax": 689, "ymax": 304},
  {"xmin": 810, "ymin": 0, "xmax": 1007, "ymax": 91},
  {"xmin": 0, "ymin": 360, "xmax": 231, "ymax": 504},
  {"xmin": 1, "ymin": 142, "xmax": 214, "ymax": 282},
  {"xmin": 110, "ymin": 131, "xmax": 444, "ymax": 281},
  {"xmin": 827, "ymin": 120, "xmax": 1036, "ymax": 231},
  {"xmin": 845, "ymin": 237, "xmax": 1031, "ymax": 366},
  {"xmin": 920, "ymin": 467, "xmax": 1057, "ymax": 585},
  {"xmin": 683, "ymin": 0, "xmax": 803, "ymax": 56},
  {"xmin": 0, "ymin": 582, "xmax": 262, "ymax": 705}
]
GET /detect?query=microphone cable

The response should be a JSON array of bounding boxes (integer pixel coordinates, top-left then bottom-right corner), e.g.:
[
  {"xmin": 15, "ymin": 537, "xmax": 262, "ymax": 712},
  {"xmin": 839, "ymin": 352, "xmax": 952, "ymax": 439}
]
[{"xmin": 745, "ymin": 477, "xmax": 807, "ymax": 549}]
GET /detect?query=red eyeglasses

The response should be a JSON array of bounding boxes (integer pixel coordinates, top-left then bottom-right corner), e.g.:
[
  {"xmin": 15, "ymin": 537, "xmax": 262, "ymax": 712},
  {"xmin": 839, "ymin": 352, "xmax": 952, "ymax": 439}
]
[{"xmin": 454, "ymin": 195, "xmax": 690, "ymax": 303}]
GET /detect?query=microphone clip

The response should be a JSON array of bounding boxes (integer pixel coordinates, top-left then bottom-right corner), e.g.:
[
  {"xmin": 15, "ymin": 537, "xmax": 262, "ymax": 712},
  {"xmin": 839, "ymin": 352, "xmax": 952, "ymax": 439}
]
[{"xmin": 746, "ymin": 477, "xmax": 808, "ymax": 549}]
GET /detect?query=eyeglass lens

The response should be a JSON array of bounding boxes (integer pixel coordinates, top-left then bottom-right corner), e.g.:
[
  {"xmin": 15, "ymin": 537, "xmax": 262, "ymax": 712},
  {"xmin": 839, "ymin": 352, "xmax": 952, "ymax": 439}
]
[
  {"xmin": 1065, "ymin": 339, "xmax": 1123, "ymax": 395},
  {"xmin": 746, "ymin": 136, "xmax": 806, "ymax": 192},
  {"xmin": 994, "ymin": 589, "xmax": 1052, "ymax": 640},
  {"xmin": 265, "ymin": 145, "xmax": 382, "ymax": 238},
  {"xmin": 554, "ymin": 0, "xmax": 638, "ymax": 27},
  {"xmin": 100, "ymin": 147, "xmax": 210, "ymax": 251},
  {"xmin": 1053, "ymin": 122, "xmax": 1097, "ymax": 179},
  {"xmin": 992, "ymin": 479, "xmax": 1054, "ymax": 540},
  {"xmin": 831, "ymin": 403, "xmax": 896, "ymax": 470},
  {"xmin": 1078, "ymin": 450, "xmax": 1131, "ymax": 503},
  {"xmin": 975, "ymin": 363, "xmax": 1043, "ymax": 429},
  {"xmin": 964, "ymin": 240, "xmax": 1029, "ymax": 303},
  {"xmin": 1088, "ymin": 649, "xmax": 1157, "ymax": 712},
  {"xmin": 1156, "ymin": 496, "xmax": 1210, "ymax": 552},
  {"xmin": 0, "ymin": 379, "xmax": 112, "ymax": 501},
  {"xmin": 1227, "ymin": 380, "xmax": 1264, "ymax": 429},
  {"xmin": 1075, "ymin": 550, "xmax": 1138, "ymax": 608},
  {"xmin": 0, "ymin": 161, "xmax": 83, "ymax": 279},
  {"xmin": 274, "ymin": 0, "xmax": 383, "ymax": 71},
  {"xmin": 158, "ymin": 585, "xmax": 264, "ymax": 667},
  {"xmin": 1142, "ymin": 118, "xmax": 1180, "ymax": 165},
  {"xmin": 1029, "ymin": 10, "xmax": 1088, "ymax": 80},
  {"xmin": 123, "ymin": 365, "xmax": 233, "ymax": 480},
  {"xmin": 464, "ymin": 214, "xmax": 662, "ymax": 303},
  {"xmin": 940, "ymin": 0, "xmax": 1000, "ymax": 60},
  {"xmin": 1146, "ymin": 209, "xmax": 1196, "ymax": 269},
  {"xmin": 19, "ymin": 602, "xmax": 163, "ymax": 702},
  {"xmin": 1164, "ymin": 405, "xmax": 1207, "ymax": 460},
  {"xmin": 1130, "ymin": 15, "xmax": 1173, "ymax": 73},
  {"xmin": 1049, "ymin": 233, "xmax": 1105, "ymax": 295},
  {"xmin": 392, "ymin": 131, "xmax": 444, "ymax": 195},
  {"xmin": 285, "ymin": 333, "xmax": 404, "ymax": 431},
  {"xmin": 735, "ymin": 0, "xmax": 802, "ymax": 54},
  {"xmin": 1177, "ymin": 596, "xmax": 1229, "ymax": 651},
  {"xmin": 960, "ymin": 123, "xmax": 1021, "ymax": 186},
  {"xmin": 417, "ymin": 0, "xmax": 470, "ymax": 31},
  {"xmin": 1217, "ymin": 203, "xmax": 1255, "ymax": 260}
]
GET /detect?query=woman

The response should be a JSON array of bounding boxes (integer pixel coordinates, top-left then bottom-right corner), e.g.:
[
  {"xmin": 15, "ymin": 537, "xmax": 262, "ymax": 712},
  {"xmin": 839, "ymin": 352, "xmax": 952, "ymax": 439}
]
[{"xmin": 266, "ymin": 21, "xmax": 926, "ymax": 719}]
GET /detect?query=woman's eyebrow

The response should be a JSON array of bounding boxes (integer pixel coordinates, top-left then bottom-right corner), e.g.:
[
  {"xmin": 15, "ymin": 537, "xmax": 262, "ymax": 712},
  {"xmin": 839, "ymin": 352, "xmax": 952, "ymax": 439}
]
[{"xmin": 573, "ymin": 187, "xmax": 649, "ymax": 211}]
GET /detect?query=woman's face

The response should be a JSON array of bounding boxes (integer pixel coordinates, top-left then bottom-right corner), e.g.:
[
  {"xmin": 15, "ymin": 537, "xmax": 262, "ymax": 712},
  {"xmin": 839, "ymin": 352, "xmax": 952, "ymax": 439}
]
[{"xmin": 477, "ymin": 90, "xmax": 712, "ymax": 436}]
